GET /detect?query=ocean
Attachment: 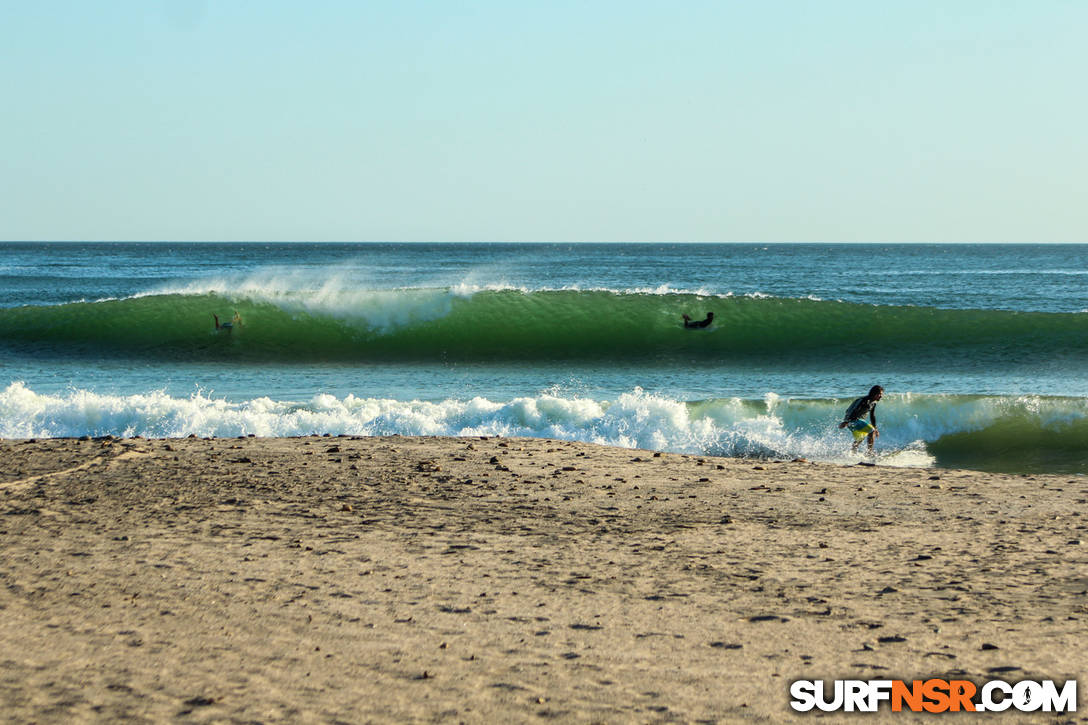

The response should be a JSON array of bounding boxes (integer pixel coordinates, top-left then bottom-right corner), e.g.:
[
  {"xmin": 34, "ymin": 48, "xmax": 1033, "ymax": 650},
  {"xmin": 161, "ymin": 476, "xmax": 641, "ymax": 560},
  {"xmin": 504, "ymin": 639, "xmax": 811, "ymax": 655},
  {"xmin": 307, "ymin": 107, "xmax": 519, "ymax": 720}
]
[{"xmin": 0, "ymin": 242, "xmax": 1084, "ymax": 474}]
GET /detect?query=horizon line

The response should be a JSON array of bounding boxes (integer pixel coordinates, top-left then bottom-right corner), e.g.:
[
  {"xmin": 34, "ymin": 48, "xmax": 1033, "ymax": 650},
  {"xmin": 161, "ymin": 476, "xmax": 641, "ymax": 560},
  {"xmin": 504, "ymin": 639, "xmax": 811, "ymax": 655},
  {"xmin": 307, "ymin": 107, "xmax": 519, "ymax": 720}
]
[{"xmin": 2, "ymin": 239, "xmax": 1085, "ymax": 245}]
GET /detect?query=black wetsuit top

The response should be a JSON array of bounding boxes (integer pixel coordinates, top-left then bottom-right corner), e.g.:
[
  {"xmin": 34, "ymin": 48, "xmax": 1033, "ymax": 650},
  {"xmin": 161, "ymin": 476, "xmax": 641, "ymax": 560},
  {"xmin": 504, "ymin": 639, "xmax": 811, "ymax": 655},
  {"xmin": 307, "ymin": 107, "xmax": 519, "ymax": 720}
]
[{"xmin": 843, "ymin": 396, "xmax": 877, "ymax": 425}]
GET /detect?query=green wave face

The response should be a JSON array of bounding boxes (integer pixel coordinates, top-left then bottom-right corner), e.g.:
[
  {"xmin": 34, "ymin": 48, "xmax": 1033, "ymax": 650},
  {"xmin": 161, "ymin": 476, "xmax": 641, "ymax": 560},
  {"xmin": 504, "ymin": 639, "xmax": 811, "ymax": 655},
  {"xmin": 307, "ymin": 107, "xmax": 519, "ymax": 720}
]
[
  {"xmin": 883, "ymin": 394, "xmax": 1088, "ymax": 475},
  {"xmin": 926, "ymin": 414, "xmax": 1088, "ymax": 474},
  {"xmin": 0, "ymin": 289, "xmax": 1085, "ymax": 365},
  {"xmin": 688, "ymin": 393, "xmax": 1088, "ymax": 475}
]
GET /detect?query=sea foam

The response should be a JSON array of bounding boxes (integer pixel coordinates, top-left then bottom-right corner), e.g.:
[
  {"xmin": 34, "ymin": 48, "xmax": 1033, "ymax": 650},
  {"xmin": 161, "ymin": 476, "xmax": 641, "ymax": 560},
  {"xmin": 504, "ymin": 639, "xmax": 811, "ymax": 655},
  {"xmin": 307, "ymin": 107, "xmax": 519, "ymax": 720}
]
[{"xmin": 2, "ymin": 382, "xmax": 1085, "ymax": 473}]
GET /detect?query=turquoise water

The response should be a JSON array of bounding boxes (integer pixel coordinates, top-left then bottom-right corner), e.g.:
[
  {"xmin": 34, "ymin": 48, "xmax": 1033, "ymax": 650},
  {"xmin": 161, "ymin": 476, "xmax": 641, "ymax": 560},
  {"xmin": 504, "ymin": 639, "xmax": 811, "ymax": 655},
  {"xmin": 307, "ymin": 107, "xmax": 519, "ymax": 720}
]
[{"xmin": 1, "ymin": 242, "xmax": 1085, "ymax": 473}]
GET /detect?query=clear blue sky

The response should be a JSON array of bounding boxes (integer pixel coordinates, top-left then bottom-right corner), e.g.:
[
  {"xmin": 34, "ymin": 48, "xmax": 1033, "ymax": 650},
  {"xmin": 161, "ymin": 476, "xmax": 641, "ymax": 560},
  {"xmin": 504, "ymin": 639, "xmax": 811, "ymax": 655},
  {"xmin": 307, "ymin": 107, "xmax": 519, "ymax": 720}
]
[{"xmin": 2, "ymin": 1, "xmax": 1085, "ymax": 242}]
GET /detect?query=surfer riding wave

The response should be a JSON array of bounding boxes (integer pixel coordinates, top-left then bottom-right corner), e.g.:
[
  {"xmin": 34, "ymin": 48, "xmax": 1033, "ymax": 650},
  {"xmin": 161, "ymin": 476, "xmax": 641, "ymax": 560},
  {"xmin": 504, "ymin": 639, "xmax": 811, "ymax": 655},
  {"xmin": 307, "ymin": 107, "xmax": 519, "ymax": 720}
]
[
  {"xmin": 682, "ymin": 312, "xmax": 714, "ymax": 329},
  {"xmin": 213, "ymin": 311, "xmax": 242, "ymax": 333}
]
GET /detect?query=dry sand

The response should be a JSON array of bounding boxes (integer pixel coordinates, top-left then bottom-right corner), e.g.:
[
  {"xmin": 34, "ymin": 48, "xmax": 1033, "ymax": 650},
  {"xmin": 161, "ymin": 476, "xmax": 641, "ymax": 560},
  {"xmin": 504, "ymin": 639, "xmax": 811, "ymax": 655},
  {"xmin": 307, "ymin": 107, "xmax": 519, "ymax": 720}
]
[{"xmin": 0, "ymin": 435, "xmax": 1085, "ymax": 723}]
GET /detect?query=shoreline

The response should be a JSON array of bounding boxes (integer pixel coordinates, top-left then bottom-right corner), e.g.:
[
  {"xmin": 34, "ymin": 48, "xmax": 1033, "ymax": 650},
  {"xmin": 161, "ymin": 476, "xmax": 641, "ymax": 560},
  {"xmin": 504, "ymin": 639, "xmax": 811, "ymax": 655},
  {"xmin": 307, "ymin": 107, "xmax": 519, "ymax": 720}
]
[
  {"xmin": 1, "ymin": 435, "xmax": 1085, "ymax": 722},
  {"xmin": 3, "ymin": 383, "xmax": 1087, "ymax": 478}
]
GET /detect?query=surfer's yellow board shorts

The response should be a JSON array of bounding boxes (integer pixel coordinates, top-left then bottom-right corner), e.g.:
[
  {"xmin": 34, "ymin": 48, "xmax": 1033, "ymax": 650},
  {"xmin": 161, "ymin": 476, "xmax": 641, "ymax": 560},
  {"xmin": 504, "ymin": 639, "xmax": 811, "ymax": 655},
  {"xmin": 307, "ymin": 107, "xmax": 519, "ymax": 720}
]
[{"xmin": 846, "ymin": 419, "xmax": 875, "ymax": 440}]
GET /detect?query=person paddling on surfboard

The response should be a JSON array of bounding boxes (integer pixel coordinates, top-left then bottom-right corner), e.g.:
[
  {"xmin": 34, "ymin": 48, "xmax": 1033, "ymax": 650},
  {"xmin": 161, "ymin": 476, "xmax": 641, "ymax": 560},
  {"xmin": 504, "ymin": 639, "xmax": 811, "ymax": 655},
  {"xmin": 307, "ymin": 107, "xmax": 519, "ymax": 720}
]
[
  {"xmin": 682, "ymin": 312, "xmax": 714, "ymax": 329},
  {"xmin": 213, "ymin": 311, "xmax": 242, "ymax": 333},
  {"xmin": 838, "ymin": 385, "xmax": 883, "ymax": 453}
]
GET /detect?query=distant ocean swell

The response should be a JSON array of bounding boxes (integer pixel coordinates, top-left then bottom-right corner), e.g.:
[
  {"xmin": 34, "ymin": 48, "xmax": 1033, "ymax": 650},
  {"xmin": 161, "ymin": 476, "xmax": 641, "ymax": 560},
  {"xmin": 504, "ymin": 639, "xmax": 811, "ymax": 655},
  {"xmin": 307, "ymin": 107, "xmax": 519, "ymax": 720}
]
[
  {"xmin": 0, "ymin": 288, "xmax": 1084, "ymax": 365},
  {"xmin": 2, "ymin": 383, "xmax": 1083, "ymax": 475}
]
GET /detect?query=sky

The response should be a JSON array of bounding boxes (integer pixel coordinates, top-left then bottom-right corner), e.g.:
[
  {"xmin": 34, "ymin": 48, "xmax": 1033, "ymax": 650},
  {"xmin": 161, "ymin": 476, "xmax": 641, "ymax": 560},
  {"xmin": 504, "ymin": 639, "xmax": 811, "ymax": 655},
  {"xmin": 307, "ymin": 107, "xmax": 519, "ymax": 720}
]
[{"xmin": 1, "ymin": 1, "xmax": 1086, "ymax": 243}]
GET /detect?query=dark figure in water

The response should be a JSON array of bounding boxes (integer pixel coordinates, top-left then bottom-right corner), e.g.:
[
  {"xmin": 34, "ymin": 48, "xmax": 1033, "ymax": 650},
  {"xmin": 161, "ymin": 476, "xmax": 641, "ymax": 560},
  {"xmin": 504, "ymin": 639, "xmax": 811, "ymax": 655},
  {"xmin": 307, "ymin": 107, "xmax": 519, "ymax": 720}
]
[
  {"xmin": 213, "ymin": 311, "xmax": 242, "ymax": 333},
  {"xmin": 838, "ymin": 384, "xmax": 884, "ymax": 452},
  {"xmin": 682, "ymin": 312, "xmax": 714, "ymax": 329}
]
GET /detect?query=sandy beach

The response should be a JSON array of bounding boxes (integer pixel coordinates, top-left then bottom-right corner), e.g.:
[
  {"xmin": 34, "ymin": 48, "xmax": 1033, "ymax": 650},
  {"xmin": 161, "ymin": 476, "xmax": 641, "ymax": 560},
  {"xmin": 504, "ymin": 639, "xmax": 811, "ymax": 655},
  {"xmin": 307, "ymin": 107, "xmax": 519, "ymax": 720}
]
[{"xmin": 1, "ymin": 435, "xmax": 1085, "ymax": 723}]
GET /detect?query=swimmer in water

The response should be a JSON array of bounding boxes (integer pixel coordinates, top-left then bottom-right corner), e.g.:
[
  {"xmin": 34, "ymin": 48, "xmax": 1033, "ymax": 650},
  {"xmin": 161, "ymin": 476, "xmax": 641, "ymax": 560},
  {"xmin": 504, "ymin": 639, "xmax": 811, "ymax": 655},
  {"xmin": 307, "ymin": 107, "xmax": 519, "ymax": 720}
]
[
  {"xmin": 682, "ymin": 312, "xmax": 714, "ymax": 329},
  {"xmin": 213, "ymin": 311, "xmax": 242, "ymax": 333}
]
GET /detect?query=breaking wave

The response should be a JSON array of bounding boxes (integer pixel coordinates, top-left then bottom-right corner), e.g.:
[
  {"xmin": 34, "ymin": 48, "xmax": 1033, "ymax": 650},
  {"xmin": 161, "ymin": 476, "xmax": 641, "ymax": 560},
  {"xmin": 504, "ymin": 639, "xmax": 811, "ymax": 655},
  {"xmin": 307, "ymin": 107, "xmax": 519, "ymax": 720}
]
[
  {"xmin": 0, "ymin": 285, "xmax": 1083, "ymax": 366},
  {"xmin": 2, "ymin": 383, "xmax": 1084, "ymax": 474}
]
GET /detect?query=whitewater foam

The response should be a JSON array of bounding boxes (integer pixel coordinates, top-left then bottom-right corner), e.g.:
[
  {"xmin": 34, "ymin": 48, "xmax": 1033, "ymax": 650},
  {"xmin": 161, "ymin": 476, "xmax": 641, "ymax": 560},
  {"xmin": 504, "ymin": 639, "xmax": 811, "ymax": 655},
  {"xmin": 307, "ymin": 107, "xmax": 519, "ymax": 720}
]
[
  {"xmin": 3, "ymin": 382, "xmax": 1086, "ymax": 473},
  {"xmin": 0, "ymin": 382, "xmax": 930, "ymax": 466}
]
